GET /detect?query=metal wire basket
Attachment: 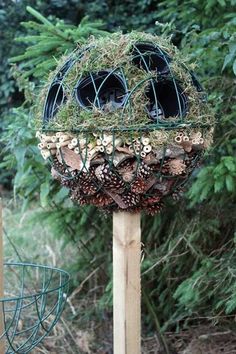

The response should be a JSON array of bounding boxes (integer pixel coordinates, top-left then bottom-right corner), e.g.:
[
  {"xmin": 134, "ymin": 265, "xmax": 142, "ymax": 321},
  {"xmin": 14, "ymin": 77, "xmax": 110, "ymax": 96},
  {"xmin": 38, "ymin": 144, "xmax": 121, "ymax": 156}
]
[
  {"xmin": 36, "ymin": 32, "xmax": 215, "ymax": 215},
  {"xmin": 0, "ymin": 262, "xmax": 70, "ymax": 353}
]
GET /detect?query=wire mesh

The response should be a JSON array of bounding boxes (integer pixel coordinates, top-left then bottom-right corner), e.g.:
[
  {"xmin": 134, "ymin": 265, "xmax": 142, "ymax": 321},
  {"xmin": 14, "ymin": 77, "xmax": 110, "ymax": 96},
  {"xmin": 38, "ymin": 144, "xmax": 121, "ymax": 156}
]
[
  {"xmin": 0, "ymin": 263, "xmax": 70, "ymax": 353},
  {"xmin": 41, "ymin": 39, "xmax": 207, "ymax": 129},
  {"xmin": 36, "ymin": 33, "xmax": 215, "ymax": 214}
]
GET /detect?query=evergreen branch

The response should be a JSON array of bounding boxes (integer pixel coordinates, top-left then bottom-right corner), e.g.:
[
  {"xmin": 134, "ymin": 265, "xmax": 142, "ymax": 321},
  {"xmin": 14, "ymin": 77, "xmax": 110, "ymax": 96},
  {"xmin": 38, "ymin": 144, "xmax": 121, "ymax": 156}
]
[{"xmin": 26, "ymin": 6, "xmax": 54, "ymax": 28}]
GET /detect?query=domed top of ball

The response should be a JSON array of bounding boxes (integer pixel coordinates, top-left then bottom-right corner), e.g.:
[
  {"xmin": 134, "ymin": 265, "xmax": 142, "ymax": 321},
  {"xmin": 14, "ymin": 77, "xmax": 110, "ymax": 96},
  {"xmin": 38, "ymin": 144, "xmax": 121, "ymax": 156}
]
[{"xmin": 38, "ymin": 32, "xmax": 214, "ymax": 132}]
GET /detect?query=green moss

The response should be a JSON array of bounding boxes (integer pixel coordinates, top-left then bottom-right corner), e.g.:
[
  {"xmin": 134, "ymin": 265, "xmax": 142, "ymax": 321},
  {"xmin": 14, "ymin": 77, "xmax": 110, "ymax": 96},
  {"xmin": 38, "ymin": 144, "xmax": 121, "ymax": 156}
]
[{"xmin": 37, "ymin": 31, "xmax": 215, "ymax": 134}]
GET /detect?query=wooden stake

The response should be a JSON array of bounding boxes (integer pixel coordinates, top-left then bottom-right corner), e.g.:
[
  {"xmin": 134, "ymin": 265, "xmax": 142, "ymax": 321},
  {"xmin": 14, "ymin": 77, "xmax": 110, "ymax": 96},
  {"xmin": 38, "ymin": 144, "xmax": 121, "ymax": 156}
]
[
  {"xmin": 113, "ymin": 212, "xmax": 141, "ymax": 354},
  {"xmin": 0, "ymin": 199, "xmax": 5, "ymax": 353}
]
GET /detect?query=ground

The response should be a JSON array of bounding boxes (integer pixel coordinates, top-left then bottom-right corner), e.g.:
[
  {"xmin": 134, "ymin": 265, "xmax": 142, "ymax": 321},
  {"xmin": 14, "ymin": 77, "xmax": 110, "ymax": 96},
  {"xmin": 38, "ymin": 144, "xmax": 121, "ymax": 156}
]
[{"xmin": 1, "ymin": 194, "xmax": 236, "ymax": 354}]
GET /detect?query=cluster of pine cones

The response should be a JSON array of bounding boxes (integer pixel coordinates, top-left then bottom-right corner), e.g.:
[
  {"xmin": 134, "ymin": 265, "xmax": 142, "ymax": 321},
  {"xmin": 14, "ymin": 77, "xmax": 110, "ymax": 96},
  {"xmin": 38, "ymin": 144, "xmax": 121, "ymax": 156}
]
[{"xmin": 51, "ymin": 148, "xmax": 200, "ymax": 215}]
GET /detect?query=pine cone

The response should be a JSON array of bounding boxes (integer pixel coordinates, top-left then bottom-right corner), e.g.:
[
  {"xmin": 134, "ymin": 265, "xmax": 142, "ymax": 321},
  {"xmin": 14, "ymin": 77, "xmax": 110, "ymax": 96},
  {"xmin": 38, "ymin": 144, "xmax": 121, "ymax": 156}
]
[
  {"xmin": 77, "ymin": 195, "xmax": 90, "ymax": 205},
  {"xmin": 90, "ymin": 193, "xmax": 113, "ymax": 207},
  {"xmin": 118, "ymin": 159, "xmax": 137, "ymax": 182},
  {"xmin": 142, "ymin": 195, "xmax": 161, "ymax": 206},
  {"xmin": 95, "ymin": 164, "xmax": 110, "ymax": 182},
  {"xmin": 118, "ymin": 157, "xmax": 136, "ymax": 170},
  {"xmin": 59, "ymin": 168, "xmax": 81, "ymax": 189},
  {"xmin": 53, "ymin": 158, "xmax": 66, "ymax": 175},
  {"xmin": 95, "ymin": 164, "xmax": 125, "ymax": 193},
  {"xmin": 137, "ymin": 162, "xmax": 151, "ymax": 178},
  {"xmin": 80, "ymin": 179, "xmax": 98, "ymax": 196},
  {"xmin": 101, "ymin": 204, "xmax": 118, "ymax": 214},
  {"xmin": 171, "ymin": 187, "xmax": 185, "ymax": 201},
  {"xmin": 185, "ymin": 153, "xmax": 201, "ymax": 169},
  {"xmin": 105, "ymin": 179, "xmax": 125, "ymax": 194},
  {"xmin": 121, "ymin": 191, "xmax": 140, "ymax": 208},
  {"xmin": 79, "ymin": 168, "xmax": 97, "ymax": 193},
  {"xmin": 120, "ymin": 170, "xmax": 135, "ymax": 183},
  {"xmin": 101, "ymin": 201, "xmax": 142, "ymax": 214},
  {"xmin": 149, "ymin": 162, "xmax": 168, "ymax": 174},
  {"xmin": 165, "ymin": 159, "xmax": 186, "ymax": 175},
  {"xmin": 77, "ymin": 167, "xmax": 99, "ymax": 195},
  {"xmin": 160, "ymin": 164, "xmax": 171, "ymax": 174},
  {"xmin": 61, "ymin": 177, "xmax": 74, "ymax": 188},
  {"xmin": 145, "ymin": 202, "xmax": 164, "ymax": 215},
  {"xmin": 131, "ymin": 177, "xmax": 147, "ymax": 194},
  {"xmin": 70, "ymin": 188, "xmax": 81, "ymax": 201}
]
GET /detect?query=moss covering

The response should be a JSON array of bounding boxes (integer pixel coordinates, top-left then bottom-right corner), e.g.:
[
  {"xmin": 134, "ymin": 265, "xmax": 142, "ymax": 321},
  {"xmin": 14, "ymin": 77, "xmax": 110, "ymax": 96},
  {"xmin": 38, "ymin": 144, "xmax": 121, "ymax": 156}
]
[{"xmin": 36, "ymin": 31, "xmax": 215, "ymax": 136}]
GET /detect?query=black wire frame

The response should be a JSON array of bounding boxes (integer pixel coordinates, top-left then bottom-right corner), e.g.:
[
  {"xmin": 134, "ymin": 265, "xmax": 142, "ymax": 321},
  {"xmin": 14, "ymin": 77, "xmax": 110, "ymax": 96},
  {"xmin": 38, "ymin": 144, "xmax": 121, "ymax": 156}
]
[{"xmin": 41, "ymin": 40, "xmax": 205, "ymax": 131}]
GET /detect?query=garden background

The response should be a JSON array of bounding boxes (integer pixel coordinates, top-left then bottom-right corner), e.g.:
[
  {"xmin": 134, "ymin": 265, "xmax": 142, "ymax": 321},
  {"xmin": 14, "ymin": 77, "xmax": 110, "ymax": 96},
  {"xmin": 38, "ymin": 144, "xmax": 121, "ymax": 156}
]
[{"xmin": 0, "ymin": 0, "xmax": 236, "ymax": 352}]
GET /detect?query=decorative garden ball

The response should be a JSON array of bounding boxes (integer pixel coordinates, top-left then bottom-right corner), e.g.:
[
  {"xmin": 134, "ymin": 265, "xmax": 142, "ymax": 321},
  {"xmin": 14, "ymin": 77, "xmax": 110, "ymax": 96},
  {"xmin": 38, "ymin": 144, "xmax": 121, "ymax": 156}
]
[
  {"xmin": 36, "ymin": 32, "xmax": 215, "ymax": 214},
  {"xmin": 36, "ymin": 32, "xmax": 215, "ymax": 354}
]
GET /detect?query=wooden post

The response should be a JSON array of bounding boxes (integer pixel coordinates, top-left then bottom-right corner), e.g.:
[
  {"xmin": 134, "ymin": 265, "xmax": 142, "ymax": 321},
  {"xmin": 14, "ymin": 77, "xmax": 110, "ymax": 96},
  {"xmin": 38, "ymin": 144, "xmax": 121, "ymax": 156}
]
[
  {"xmin": 113, "ymin": 211, "xmax": 141, "ymax": 354},
  {"xmin": 0, "ymin": 198, "xmax": 5, "ymax": 354}
]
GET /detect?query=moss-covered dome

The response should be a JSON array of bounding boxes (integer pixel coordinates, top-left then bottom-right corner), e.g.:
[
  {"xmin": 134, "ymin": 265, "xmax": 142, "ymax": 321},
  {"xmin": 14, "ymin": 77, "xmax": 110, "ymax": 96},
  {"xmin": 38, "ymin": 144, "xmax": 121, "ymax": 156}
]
[{"xmin": 36, "ymin": 32, "xmax": 215, "ymax": 214}]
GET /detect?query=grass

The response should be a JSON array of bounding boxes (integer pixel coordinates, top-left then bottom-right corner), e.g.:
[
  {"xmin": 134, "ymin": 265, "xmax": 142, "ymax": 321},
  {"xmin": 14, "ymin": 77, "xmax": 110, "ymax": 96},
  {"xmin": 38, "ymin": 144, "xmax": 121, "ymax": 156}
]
[{"xmin": 3, "ymin": 197, "xmax": 77, "ymax": 267}]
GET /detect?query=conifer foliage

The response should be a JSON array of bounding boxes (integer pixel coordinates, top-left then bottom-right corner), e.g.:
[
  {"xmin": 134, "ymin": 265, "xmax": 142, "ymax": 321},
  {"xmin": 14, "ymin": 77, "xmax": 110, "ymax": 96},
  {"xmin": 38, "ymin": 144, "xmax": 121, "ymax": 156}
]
[{"xmin": 11, "ymin": 6, "xmax": 107, "ymax": 80}]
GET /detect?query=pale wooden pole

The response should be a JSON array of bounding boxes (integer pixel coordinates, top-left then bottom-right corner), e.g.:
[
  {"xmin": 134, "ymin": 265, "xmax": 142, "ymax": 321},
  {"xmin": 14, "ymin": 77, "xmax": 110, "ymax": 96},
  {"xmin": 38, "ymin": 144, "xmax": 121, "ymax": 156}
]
[
  {"xmin": 113, "ymin": 211, "xmax": 141, "ymax": 354},
  {"xmin": 0, "ymin": 199, "xmax": 5, "ymax": 354}
]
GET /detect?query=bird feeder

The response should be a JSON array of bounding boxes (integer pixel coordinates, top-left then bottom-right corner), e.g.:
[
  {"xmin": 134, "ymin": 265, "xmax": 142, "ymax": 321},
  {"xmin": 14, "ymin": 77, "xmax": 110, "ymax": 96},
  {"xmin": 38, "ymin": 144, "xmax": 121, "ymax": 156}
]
[{"xmin": 36, "ymin": 32, "xmax": 215, "ymax": 353}]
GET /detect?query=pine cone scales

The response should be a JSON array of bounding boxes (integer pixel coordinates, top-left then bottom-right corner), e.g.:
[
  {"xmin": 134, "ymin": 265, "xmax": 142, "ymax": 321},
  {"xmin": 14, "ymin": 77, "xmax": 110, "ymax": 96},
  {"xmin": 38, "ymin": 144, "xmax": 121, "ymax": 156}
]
[
  {"xmin": 165, "ymin": 159, "xmax": 186, "ymax": 175},
  {"xmin": 121, "ymin": 192, "xmax": 140, "ymax": 208},
  {"xmin": 145, "ymin": 203, "xmax": 164, "ymax": 215},
  {"xmin": 90, "ymin": 193, "xmax": 113, "ymax": 207},
  {"xmin": 52, "ymin": 159, "xmax": 66, "ymax": 175},
  {"xmin": 103, "ymin": 174, "xmax": 124, "ymax": 191},
  {"xmin": 142, "ymin": 195, "xmax": 161, "ymax": 206},
  {"xmin": 70, "ymin": 187, "xmax": 81, "ymax": 201},
  {"xmin": 95, "ymin": 164, "xmax": 125, "ymax": 193},
  {"xmin": 54, "ymin": 156, "xmax": 184, "ymax": 212},
  {"xmin": 80, "ymin": 179, "xmax": 98, "ymax": 196},
  {"xmin": 95, "ymin": 164, "xmax": 111, "ymax": 181},
  {"xmin": 77, "ymin": 195, "xmax": 90, "ymax": 205},
  {"xmin": 137, "ymin": 162, "xmax": 151, "ymax": 178},
  {"xmin": 50, "ymin": 139, "xmax": 200, "ymax": 213},
  {"xmin": 78, "ymin": 168, "xmax": 98, "ymax": 195},
  {"xmin": 61, "ymin": 177, "xmax": 74, "ymax": 188},
  {"xmin": 131, "ymin": 178, "xmax": 147, "ymax": 194}
]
